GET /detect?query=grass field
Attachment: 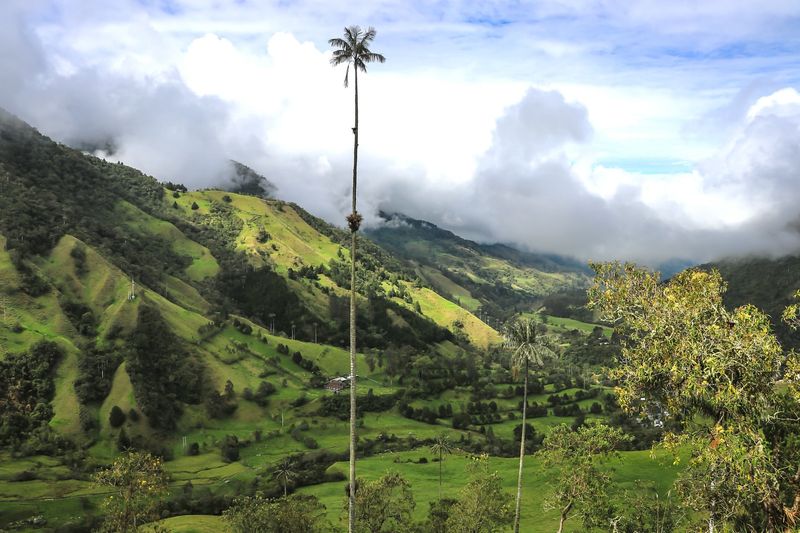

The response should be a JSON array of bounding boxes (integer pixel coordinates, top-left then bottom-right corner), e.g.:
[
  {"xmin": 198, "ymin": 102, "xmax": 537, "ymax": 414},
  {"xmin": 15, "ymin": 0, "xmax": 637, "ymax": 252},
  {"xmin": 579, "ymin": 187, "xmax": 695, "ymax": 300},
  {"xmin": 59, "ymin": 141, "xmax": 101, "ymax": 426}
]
[
  {"xmin": 521, "ymin": 312, "xmax": 613, "ymax": 338},
  {"xmin": 147, "ymin": 515, "xmax": 231, "ymax": 533},
  {"xmin": 115, "ymin": 200, "xmax": 219, "ymax": 281},
  {"xmin": 299, "ymin": 447, "xmax": 681, "ymax": 532}
]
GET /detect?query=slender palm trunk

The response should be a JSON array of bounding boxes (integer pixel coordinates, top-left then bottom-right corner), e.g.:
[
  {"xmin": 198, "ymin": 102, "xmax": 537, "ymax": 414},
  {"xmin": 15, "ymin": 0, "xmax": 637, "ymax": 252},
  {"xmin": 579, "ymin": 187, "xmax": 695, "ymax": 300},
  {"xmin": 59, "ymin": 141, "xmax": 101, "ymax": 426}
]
[
  {"xmin": 283, "ymin": 478, "xmax": 287, "ymax": 497},
  {"xmin": 348, "ymin": 64, "xmax": 359, "ymax": 533},
  {"xmin": 438, "ymin": 449, "xmax": 443, "ymax": 498},
  {"xmin": 514, "ymin": 358, "xmax": 529, "ymax": 533}
]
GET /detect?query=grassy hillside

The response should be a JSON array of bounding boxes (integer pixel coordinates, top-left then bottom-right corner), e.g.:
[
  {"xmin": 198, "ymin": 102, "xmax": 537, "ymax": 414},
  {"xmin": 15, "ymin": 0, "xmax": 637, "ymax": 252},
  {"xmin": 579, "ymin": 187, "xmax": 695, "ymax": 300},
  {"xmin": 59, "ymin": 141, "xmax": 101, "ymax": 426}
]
[
  {"xmin": 0, "ymin": 110, "xmax": 671, "ymax": 532},
  {"xmin": 366, "ymin": 213, "xmax": 590, "ymax": 321}
]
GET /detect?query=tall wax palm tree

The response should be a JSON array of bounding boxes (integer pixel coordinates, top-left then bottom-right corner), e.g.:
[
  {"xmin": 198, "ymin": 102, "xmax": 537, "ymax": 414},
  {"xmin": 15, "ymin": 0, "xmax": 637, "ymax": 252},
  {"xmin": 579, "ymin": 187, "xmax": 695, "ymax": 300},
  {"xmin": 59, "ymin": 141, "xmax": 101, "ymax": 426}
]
[
  {"xmin": 329, "ymin": 25, "xmax": 385, "ymax": 533},
  {"xmin": 505, "ymin": 317, "xmax": 558, "ymax": 533},
  {"xmin": 273, "ymin": 457, "xmax": 296, "ymax": 497},
  {"xmin": 429, "ymin": 434, "xmax": 454, "ymax": 499}
]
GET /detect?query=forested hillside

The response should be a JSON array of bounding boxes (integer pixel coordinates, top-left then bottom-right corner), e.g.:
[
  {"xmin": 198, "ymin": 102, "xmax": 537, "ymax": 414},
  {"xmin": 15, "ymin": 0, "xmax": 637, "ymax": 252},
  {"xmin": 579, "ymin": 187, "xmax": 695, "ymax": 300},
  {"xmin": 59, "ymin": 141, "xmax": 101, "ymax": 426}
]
[{"xmin": 0, "ymin": 109, "xmax": 623, "ymax": 531}]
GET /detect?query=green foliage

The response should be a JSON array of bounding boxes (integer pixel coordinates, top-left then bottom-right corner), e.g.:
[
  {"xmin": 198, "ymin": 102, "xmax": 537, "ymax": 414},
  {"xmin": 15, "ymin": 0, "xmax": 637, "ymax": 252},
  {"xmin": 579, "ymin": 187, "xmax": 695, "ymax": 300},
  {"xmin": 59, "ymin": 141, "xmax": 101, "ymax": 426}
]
[
  {"xmin": 0, "ymin": 341, "xmax": 62, "ymax": 448},
  {"xmin": 444, "ymin": 455, "xmax": 513, "ymax": 533},
  {"xmin": 217, "ymin": 264, "xmax": 308, "ymax": 336},
  {"xmin": 126, "ymin": 305, "xmax": 205, "ymax": 430},
  {"xmin": 613, "ymin": 482, "xmax": 681, "ymax": 533},
  {"xmin": 60, "ymin": 299, "xmax": 96, "ymax": 336},
  {"xmin": 109, "ymin": 406, "xmax": 126, "ymax": 428},
  {"xmin": 74, "ymin": 343, "xmax": 122, "ymax": 403},
  {"xmin": 541, "ymin": 424, "xmax": 630, "ymax": 531},
  {"xmin": 589, "ymin": 262, "xmax": 800, "ymax": 530},
  {"xmin": 221, "ymin": 435, "xmax": 240, "ymax": 462},
  {"xmin": 346, "ymin": 471, "xmax": 415, "ymax": 533},
  {"xmin": 425, "ymin": 498, "xmax": 458, "ymax": 533},
  {"xmin": 223, "ymin": 493, "xmax": 327, "ymax": 533},
  {"xmin": 93, "ymin": 451, "xmax": 168, "ymax": 533}
]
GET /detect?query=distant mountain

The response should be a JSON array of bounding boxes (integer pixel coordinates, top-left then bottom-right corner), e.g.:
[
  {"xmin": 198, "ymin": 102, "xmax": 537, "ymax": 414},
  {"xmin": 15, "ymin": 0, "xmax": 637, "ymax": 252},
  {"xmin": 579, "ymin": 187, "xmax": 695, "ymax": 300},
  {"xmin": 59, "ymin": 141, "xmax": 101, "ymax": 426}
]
[
  {"xmin": 704, "ymin": 254, "xmax": 800, "ymax": 349},
  {"xmin": 365, "ymin": 212, "xmax": 591, "ymax": 320},
  {"xmin": 227, "ymin": 160, "xmax": 277, "ymax": 198}
]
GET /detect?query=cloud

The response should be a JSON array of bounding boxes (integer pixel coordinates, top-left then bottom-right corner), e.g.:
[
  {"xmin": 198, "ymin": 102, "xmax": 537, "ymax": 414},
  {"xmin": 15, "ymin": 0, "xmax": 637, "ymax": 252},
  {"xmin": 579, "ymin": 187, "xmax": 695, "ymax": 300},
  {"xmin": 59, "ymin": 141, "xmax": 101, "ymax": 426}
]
[
  {"xmin": 362, "ymin": 86, "xmax": 800, "ymax": 265},
  {"xmin": 1, "ymin": 0, "xmax": 799, "ymax": 267}
]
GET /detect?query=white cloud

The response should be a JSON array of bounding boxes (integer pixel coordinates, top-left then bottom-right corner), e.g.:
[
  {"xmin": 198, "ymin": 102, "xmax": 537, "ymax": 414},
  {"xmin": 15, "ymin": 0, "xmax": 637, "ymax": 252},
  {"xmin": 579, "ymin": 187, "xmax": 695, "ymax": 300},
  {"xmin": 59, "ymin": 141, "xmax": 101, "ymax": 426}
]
[{"xmin": 1, "ymin": 0, "xmax": 799, "ymax": 265}]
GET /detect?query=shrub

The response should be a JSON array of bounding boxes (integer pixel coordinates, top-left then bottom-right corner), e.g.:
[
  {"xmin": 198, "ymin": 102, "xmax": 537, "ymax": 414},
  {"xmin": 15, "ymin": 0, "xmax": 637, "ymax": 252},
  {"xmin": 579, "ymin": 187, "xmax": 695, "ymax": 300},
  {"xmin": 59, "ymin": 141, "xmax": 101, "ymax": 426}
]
[{"xmin": 109, "ymin": 406, "xmax": 126, "ymax": 428}]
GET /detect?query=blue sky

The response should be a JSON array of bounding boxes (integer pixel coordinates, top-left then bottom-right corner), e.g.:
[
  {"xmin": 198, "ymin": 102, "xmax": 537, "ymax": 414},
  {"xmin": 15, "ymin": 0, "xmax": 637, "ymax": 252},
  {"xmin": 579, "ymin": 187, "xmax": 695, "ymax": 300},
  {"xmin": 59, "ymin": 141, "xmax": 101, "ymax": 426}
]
[{"xmin": 2, "ymin": 0, "xmax": 800, "ymax": 263}]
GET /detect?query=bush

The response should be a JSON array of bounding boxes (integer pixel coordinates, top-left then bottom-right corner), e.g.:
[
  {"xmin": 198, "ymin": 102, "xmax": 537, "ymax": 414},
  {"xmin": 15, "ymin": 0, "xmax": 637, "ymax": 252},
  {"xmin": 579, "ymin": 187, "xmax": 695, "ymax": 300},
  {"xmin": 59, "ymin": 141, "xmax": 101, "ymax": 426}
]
[
  {"xmin": 109, "ymin": 406, "xmax": 126, "ymax": 428},
  {"xmin": 221, "ymin": 435, "xmax": 240, "ymax": 462},
  {"xmin": 191, "ymin": 202, "xmax": 199, "ymax": 210},
  {"xmin": 11, "ymin": 470, "xmax": 37, "ymax": 482}
]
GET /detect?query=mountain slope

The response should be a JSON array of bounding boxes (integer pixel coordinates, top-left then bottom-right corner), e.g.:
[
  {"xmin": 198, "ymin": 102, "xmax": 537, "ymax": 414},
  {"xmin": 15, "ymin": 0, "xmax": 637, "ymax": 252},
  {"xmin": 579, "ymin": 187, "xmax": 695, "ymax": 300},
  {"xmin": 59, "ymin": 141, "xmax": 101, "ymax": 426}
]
[
  {"xmin": 705, "ymin": 254, "xmax": 800, "ymax": 348},
  {"xmin": 366, "ymin": 212, "xmax": 591, "ymax": 319}
]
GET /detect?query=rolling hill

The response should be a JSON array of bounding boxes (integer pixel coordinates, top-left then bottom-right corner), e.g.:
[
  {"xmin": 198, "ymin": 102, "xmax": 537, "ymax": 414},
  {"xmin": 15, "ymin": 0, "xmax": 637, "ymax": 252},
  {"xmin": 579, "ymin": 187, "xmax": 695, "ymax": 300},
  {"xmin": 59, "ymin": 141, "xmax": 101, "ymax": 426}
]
[
  {"xmin": 366, "ymin": 212, "xmax": 591, "ymax": 321},
  {"xmin": 0, "ymin": 108, "xmax": 678, "ymax": 532}
]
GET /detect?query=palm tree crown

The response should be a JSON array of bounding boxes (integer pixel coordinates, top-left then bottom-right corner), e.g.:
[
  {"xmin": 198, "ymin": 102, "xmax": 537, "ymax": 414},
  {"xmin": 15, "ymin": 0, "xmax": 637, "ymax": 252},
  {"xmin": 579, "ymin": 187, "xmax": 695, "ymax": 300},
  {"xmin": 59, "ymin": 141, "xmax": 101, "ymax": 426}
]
[
  {"xmin": 505, "ymin": 316, "xmax": 558, "ymax": 533},
  {"xmin": 273, "ymin": 458, "xmax": 296, "ymax": 497},
  {"xmin": 430, "ymin": 434, "xmax": 454, "ymax": 498},
  {"xmin": 329, "ymin": 26, "xmax": 386, "ymax": 88},
  {"xmin": 505, "ymin": 318, "xmax": 558, "ymax": 374}
]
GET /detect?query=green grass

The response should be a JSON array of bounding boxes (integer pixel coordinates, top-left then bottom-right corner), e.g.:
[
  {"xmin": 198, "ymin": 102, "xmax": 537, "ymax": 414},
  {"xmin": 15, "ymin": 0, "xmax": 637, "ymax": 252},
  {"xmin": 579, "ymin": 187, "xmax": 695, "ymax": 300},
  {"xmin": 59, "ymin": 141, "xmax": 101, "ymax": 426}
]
[
  {"xmin": 146, "ymin": 515, "xmax": 231, "ymax": 533},
  {"xmin": 417, "ymin": 265, "xmax": 481, "ymax": 311},
  {"xmin": 115, "ymin": 200, "xmax": 219, "ymax": 281},
  {"xmin": 390, "ymin": 283, "xmax": 502, "ymax": 348},
  {"xmin": 299, "ymin": 447, "xmax": 681, "ymax": 532},
  {"xmin": 521, "ymin": 312, "xmax": 613, "ymax": 338}
]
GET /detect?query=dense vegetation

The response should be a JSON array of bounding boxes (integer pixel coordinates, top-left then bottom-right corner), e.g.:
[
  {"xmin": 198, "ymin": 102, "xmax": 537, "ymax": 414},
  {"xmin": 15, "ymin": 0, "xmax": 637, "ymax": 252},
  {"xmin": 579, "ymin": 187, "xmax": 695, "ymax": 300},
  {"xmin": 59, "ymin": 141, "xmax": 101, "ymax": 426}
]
[{"xmin": 1, "ymin": 108, "xmax": 798, "ymax": 532}]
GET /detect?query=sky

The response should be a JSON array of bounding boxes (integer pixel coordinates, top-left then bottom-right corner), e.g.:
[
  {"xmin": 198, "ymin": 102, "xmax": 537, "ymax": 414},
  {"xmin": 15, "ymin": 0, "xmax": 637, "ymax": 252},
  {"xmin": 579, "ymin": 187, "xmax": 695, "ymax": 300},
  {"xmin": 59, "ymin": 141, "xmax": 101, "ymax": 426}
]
[{"xmin": 2, "ymin": 0, "xmax": 800, "ymax": 265}]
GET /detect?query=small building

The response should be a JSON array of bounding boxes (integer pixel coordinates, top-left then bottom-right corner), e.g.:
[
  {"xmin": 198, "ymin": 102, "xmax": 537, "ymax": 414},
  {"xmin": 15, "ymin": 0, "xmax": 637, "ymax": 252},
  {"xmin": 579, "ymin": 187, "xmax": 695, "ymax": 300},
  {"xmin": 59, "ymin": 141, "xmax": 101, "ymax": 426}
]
[{"xmin": 325, "ymin": 376, "xmax": 350, "ymax": 394}]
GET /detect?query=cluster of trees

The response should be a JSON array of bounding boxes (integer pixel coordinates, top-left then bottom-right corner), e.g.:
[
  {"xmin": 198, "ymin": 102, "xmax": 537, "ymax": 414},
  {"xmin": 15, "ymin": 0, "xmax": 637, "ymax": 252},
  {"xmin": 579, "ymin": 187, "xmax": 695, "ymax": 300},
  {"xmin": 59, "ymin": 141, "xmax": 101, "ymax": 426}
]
[
  {"xmin": 0, "ymin": 341, "xmax": 63, "ymax": 450},
  {"xmin": 589, "ymin": 262, "xmax": 800, "ymax": 531},
  {"xmin": 126, "ymin": 305, "xmax": 205, "ymax": 430}
]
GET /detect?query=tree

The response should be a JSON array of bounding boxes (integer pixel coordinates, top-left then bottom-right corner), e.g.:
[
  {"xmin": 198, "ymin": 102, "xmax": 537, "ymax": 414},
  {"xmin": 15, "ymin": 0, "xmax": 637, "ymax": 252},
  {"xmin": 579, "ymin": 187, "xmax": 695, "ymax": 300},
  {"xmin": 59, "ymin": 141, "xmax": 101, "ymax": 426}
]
[
  {"xmin": 613, "ymin": 482, "xmax": 681, "ymax": 533},
  {"xmin": 588, "ymin": 263, "xmax": 800, "ymax": 532},
  {"xmin": 93, "ymin": 451, "xmax": 168, "ymax": 533},
  {"xmin": 444, "ymin": 454, "xmax": 513, "ymax": 533},
  {"xmin": 429, "ymin": 433, "xmax": 454, "ymax": 498},
  {"xmin": 541, "ymin": 424, "xmax": 629, "ymax": 533},
  {"xmin": 329, "ymin": 25, "xmax": 386, "ymax": 533},
  {"xmin": 504, "ymin": 317, "xmax": 557, "ymax": 533},
  {"xmin": 223, "ymin": 493, "xmax": 328, "ymax": 533},
  {"xmin": 426, "ymin": 497, "xmax": 458, "ymax": 533},
  {"xmin": 108, "ymin": 405, "xmax": 126, "ymax": 428},
  {"xmin": 346, "ymin": 471, "xmax": 414, "ymax": 533},
  {"xmin": 273, "ymin": 457, "xmax": 296, "ymax": 497}
]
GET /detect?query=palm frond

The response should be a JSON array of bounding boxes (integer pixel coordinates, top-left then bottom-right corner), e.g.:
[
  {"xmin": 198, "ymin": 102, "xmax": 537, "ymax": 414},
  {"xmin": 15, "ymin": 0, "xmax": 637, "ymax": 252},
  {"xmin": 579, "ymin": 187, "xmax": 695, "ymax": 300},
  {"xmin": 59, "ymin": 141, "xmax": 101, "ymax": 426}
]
[
  {"xmin": 328, "ymin": 37, "xmax": 350, "ymax": 50},
  {"xmin": 505, "ymin": 317, "xmax": 559, "ymax": 373},
  {"xmin": 343, "ymin": 63, "xmax": 350, "ymax": 87},
  {"xmin": 330, "ymin": 54, "xmax": 351, "ymax": 67},
  {"xmin": 362, "ymin": 52, "xmax": 386, "ymax": 64},
  {"xmin": 345, "ymin": 25, "xmax": 362, "ymax": 43},
  {"xmin": 362, "ymin": 26, "xmax": 377, "ymax": 43}
]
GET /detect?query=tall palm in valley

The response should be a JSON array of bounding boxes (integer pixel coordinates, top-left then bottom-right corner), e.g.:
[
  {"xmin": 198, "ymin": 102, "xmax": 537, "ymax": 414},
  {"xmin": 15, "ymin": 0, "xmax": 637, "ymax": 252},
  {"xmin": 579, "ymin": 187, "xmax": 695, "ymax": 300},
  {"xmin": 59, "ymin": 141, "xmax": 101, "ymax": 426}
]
[
  {"xmin": 429, "ymin": 433, "xmax": 454, "ymax": 499},
  {"xmin": 329, "ymin": 25, "xmax": 385, "ymax": 533},
  {"xmin": 505, "ymin": 317, "xmax": 558, "ymax": 533},
  {"xmin": 273, "ymin": 457, "xmax": 296, "ymax": 497}
]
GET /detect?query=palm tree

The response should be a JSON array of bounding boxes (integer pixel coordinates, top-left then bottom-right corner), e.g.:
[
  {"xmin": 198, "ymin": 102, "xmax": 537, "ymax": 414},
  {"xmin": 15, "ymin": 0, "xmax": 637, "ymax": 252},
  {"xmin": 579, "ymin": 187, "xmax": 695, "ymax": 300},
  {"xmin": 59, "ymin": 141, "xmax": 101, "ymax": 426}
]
[
  {"xmin": 329, "ymin": 25, "xmax": 385, "ymax": 533},
  {"xmin": 273, "ymin": 457, "xmax": 296, "ymax": 497},
  {"xmin": 505, "ymin": 317, "xmax": 558, "ymax": 533},
  {"xmin": 429, "ymin": 434, "xmax": 454, "ymax": 499}
]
